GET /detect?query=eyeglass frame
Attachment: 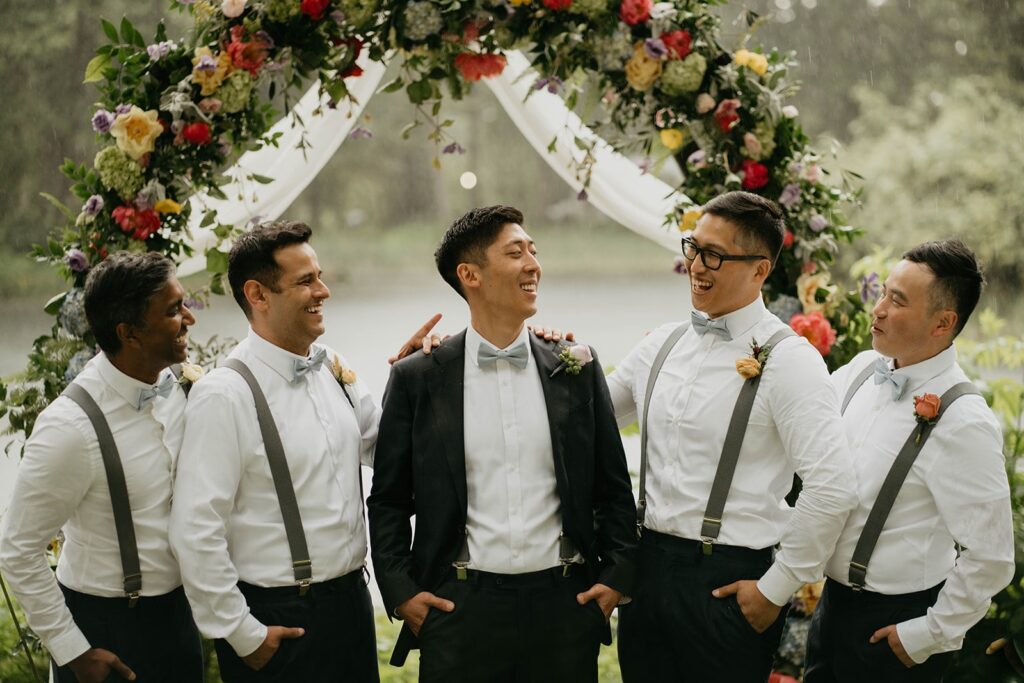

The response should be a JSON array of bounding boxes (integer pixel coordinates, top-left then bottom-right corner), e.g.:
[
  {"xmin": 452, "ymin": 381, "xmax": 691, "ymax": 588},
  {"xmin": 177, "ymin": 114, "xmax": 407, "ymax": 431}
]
[{"xmin": 680, "ymin": 237, "xmax": 770, "ymax": 271}]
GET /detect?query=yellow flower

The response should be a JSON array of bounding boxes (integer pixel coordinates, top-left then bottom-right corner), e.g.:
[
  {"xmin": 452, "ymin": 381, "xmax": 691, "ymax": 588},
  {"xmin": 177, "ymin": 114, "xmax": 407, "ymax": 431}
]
[
  {"xmin": 509, "ymin": 0, "xmax": 532, "ymax": 6},
  {"xmin": 734, "ymin": 48, "xmax": 768, "ymax": 77},
  {"xmin": 331, "ymin": 354, "xmax": 357, "ymax": 385},
  {"xmin": 154, "ymin": 198, "xmax": 182, "ymax": 214},
  {"xmin": 659, "ymin": 128, "xmax": 686, "ymax": 150},
  {"xmin": 109, "ymin": 106, "xmax": 164, "ymax": 161},
  {"xmin": 625, "ymin": 42, "xmax": 663, "ymax": 91},
  {"xmin": 678, "ymin": 208, "xmax": 702, "ymax": 232},
  {"xmin": 735, "ymin": 357, "xmax": 762, "ymax": 379},
  {"xmin": 192, "ymin": 47, "xmax": 234, "ymax": 96},
  {"xmin": 796, "ymin": 271, "xmax": 838, "ymax": 314}
]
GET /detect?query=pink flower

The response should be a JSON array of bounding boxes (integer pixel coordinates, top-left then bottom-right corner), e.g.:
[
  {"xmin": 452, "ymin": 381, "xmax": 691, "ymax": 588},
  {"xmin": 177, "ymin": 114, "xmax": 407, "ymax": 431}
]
[
  {"xmin": 619, "ymin": 0, "xmax": 652, "ymax": 25},
  {"xmin": 713, "ymin": 98, "xmax": 741, "ymax": 133},
  {"xmin": 569, "ymin": 344, "xmax": 593, "ymax": 364},
  {"xmin": 790, "ymin": 311, "xmax": 837, "ymax": 356}
]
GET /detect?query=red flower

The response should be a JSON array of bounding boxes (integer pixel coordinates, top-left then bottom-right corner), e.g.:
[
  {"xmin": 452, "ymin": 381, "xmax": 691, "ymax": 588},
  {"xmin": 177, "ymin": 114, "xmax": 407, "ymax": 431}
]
[
  {"xmin": 462, "ymin": 20, "xmax": 483, "ymax": 43},
  {"xmin": 790, "ymin": 311, "xmax": 837, "ymax": 356},
  {"xmin": 742, "ymin": 159, "xmax": 769, "ymax": 190},
  {"xmin": 543, "ymin": 0, "xmax": 573, "ymax": 10},
  {"xmin": 769, "ymin": 675, "xmax": 800, "ymax": 683},
  {"xmin": 182, "ymin": 122, "xmax": 212, "ymax": 145},
  {"xmin": 342, "ymin": 64, "xmax": 363, "ymax": 78},
  {"xmin": 619, "ymin": 0, "xmax": 651, "ymax": 25},
  {"xmin": 782, "ymin": 230, "xmax": 795, "ymax": 248},
  {"xmin": 112, "ymin": 206, "xmax": 161, "ymax": 241},
  {"xmin": 454, "ymin": 53, "xmax": 507, "ymax": 81},
  {"xmin": 713, "ymin": 98, "xmax": 741, "ymax": 133},
  {"xmin": 660, "ymin": 29, "xmax": 691, "ymax": 59},
  {"xmin": 226, "ymin": 25, "xmax": 269, "ymax": 76},
  {"xmin": 301, "ymin": 0, "xmax": 330, "ymax": 20}
]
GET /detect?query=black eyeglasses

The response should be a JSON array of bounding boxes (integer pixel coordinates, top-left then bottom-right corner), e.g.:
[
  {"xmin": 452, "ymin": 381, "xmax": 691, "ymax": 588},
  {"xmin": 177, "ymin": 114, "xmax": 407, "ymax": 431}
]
[{"xmin": 680, "ymin": 237, "xmax": 769, "ymax": 271}]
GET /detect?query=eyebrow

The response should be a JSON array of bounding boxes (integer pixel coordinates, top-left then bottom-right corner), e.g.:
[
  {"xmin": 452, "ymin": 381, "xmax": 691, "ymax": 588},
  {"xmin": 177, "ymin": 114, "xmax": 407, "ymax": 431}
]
[
  {"xmin": 691, "ymin": 238, "xmax": 727, "ymax": 252},
  {"xmin": 883, "ymin": 283, "xmax": 908, "ymax": 301},
  {"xmin": 504, "ymin": 239, "xmax": 536, "ymax": 249},
  {"xmin": 293, "ymin": 269, "xmax": 321, "ymax": 283}
]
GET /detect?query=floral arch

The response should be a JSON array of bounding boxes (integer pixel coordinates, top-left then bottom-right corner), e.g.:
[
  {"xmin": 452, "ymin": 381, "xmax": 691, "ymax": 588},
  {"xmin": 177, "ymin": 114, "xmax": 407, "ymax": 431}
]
[{"xmin": 5, "ymin": 0, "xmax": 874, "ymax": 435}]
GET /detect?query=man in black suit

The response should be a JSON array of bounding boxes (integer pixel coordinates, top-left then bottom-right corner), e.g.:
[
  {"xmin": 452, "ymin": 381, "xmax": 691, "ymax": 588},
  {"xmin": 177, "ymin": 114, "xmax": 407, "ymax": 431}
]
[{"xmin": 368, "ymin": 205, "xmax": 636, "ymax": 682}]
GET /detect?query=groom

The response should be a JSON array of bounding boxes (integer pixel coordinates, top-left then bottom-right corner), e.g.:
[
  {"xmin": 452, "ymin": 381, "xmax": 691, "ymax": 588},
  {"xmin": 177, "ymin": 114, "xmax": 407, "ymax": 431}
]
[{"xmin": 368, "ymin": 205, "xmax": 637, "ymax": 682}]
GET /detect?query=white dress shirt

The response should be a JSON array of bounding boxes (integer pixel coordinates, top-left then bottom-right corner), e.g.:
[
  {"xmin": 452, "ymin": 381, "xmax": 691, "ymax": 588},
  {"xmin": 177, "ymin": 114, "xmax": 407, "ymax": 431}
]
[
  {"xmin": 607, "ymin": 297, "xmax": 857, "ymax": 605},
  {"xmin": 463, "ymin": 326, "xmax": 563, "ymax": 574},
  {"xmin": 0, "ymin": 353, "xmax": 184, "ymax": 665},
  {"xmin": 169, "ymin": 329, "xmax": 380, "ymax": 657},
  {"xmin": 828, "ymin": 346, "xmax": 1014, "ymax": 663}
]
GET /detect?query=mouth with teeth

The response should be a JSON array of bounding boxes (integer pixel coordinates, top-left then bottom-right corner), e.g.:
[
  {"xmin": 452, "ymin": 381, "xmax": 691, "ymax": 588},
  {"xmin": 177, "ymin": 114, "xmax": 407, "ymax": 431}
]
[
  {"xmin": 304, "ymin": 303, "xmax": 324, "ymax": 315},
  {"xmin": 519, "ymin": 282, "xmax": 538, "ymax": 295},
  {"xmin": 691, "ymin": 276, "xmax": 713, "ymax": 295},
  {"xmin": 175, "ymin": 329, "xmax": 189, "ymax": 348}
]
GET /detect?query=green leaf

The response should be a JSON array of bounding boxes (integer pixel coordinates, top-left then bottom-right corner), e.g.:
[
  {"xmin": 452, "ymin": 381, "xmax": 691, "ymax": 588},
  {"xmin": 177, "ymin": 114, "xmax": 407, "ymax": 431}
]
[
  {"xmin": 380, "ymin": 77, "xmax": 404, "ymax": 94},
  {"xmin": 249, "ymin": 174, "xmax": 275, "ymax": 184},
  {"xmin": 119, "ymin": 17, "xmax": 134, "ymax": 44},
  {"xmin": 39, "ymin": 192, "xmax": 77, "ymax": 221},
  {"xmin": 44, "ymin": 291, "xmax": 68, "ymax": 316},
  {"xmin": 205, "ymin": 249, "xmax": 229, "ymax": 275},
  {"xmin": 210, "ymin": 272, "xmax": 226, "ymax": 296},
  {"xmin": 83, "ymin": 53, "xmax": 112, "ymax": 83},
  {"xmin": 407, "ymin": 79, "xmax": 432, "ymax": 105},
  {"xmin": 199, "ymin": 210, "xmax": 217, "ymax": 228},
  {"xmin": 101, "ymin": 18, "xmax": 119, "ymax": 44}
]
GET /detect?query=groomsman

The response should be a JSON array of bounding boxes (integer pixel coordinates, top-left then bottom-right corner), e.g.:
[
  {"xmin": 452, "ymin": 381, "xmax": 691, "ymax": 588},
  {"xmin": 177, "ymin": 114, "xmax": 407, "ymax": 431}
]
[
  {"xmin": 804, "ymin": 239, "xmax": 1014, "ymax": 682},
  {"xmin": 368, "ymin": 205, "xmax": 637, "ymax": 682},
  {"xmin": 169, "ymin": 221, "xmax": 381, "ymax": 682},
  {"xmin": 608, "ymin": 191, "xmax": 858, "ymax": 681},
  {"xmin": 0, "ymin": 252, "xmax": 202, "ymax": 682}
]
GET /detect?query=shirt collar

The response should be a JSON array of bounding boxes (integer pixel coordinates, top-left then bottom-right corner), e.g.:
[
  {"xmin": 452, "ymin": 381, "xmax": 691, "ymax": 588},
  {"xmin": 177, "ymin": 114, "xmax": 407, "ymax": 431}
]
[
  {"xmin": 700, "ymin": 296, "xmax": 767, "ymax": 341},
  {"xmin": 247, "ymin": 327, "xmax": 322, "ymax": 382},
  {"xmin": 878, "ymin": 344, "xmax": 957, "ymax": 392},
  {"xmin": 465, "ymin": 325, "xmax": 532, "ymax": 369},
  {"xmin": 93, "ymin": 351, "xmax": 174, "ymax": 411}
]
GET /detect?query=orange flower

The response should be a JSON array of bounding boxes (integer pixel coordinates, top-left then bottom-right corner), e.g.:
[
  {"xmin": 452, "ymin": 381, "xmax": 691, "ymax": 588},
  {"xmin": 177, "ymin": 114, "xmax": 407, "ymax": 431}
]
[
  {"xmin": 789, "ymin": 311, "xmax": 836, "ymax": 356},
  {"xmin": 454, "ymin": 53, "xmax": 507, "ymax": 81},
  {"xmin": 914, "ymin": 393, "xmax": 941, "ymax": 421}
]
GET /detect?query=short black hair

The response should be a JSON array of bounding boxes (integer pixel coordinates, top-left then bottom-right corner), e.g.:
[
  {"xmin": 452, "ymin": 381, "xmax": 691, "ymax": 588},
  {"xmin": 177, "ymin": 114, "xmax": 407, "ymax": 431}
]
[
  {"xmin": 902, "ymin": 239, "xmax": 984, "ymax": 336},
  {"xmin": 435, "ymin": 205, "xmax": 525, "ymax": 298},
  {"xmin": 701, "ymin": 191, "xmax": 785, "ymax": 266},
  {"xmin": 228, "ymin": 220, "xmax": 312, "ymax": 317},
  {"xmin": 84, "ymin": 251, "xmax": 176, "ymax": 355}
]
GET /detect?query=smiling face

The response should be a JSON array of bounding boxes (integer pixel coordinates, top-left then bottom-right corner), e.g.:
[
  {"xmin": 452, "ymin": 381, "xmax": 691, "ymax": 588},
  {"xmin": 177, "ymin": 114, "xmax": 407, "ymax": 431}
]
[
  {"xmin": 251, "ymin": 242, "xmax": 331, "ymax": 356},
  {"xmin": 687, "ymin": 213, "xmax": 771, "ymax": 319},
  {"xmin": 871, "ymin": 259, "xmax": 956, "ymax": 368},
  {"xmin": 460, "ymin": 222, "xmax": 541, "ymax": 326},
  {"xmin": 130, "ymin": 276, "xmax": 196, "ymax": 367}
]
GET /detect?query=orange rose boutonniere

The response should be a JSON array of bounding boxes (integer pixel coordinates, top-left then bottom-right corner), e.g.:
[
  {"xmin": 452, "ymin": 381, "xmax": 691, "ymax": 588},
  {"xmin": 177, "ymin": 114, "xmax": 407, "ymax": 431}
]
[
  {"xmin": 735, "ymin": 338, "xmax": 771, "ymax": 380},
  {"xmin": 913, "ymin": 393, "xmax": 941, "ymax": 443}
]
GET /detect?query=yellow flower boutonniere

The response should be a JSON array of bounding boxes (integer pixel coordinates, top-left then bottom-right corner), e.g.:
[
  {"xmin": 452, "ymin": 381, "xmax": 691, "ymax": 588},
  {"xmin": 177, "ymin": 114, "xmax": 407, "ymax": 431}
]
[
  {"xmin": 735, "ymin": 338, "xmax": 772, "ymax": 380},
  {"xmin": 331, "ymin": 354, "xmax": 357, "ymax": 386}
]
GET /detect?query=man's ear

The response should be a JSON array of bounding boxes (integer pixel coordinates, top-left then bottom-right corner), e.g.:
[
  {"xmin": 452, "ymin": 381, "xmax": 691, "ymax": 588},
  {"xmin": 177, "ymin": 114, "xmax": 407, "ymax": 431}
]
[
  {"xmin": 932, "ymin": 308, "xmax": 958, "ymax": 340},
  {"xmin": 243, "ymin": 279, "xmax": 270, "ymax": 314},
  {"xmin": 456, "ymin": 263, "xmax": 480, "ymax": 292},
  {"xmin": 115, "ymin": 321, "xmax": 139, "ymax": 350},
  {"xmin": 754, "ymin": 258, "xmax": 773, "ymax": 283}
]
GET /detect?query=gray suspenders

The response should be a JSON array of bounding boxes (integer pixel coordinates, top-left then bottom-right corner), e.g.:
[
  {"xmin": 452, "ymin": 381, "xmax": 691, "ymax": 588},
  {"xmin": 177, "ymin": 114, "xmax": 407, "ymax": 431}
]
[
  {"xmin": 840, "ymin": 364, "xmax": 980, "ymax": 589},
  {"xmin": 62, "ymin": 384, "xmax": 143, "ymax": 606},
  {"xmin": 637, "ymin": 323, "xmax": 796, "ymax": 556},
  {"xmin": 221, "ymin": 359, "xmax": 314, "ymax": 594}
]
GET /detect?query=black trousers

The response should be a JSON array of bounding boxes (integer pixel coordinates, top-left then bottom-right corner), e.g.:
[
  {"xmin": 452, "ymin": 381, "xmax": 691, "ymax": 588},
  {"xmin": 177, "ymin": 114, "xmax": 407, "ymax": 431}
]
[
  {"xmin": 51, "ymin": 584, "xmax": 203, "ymax": 683},
  {"xmin": 417, "ymin": 566, "xmax": 607, "ymax": 683},
  {"xmin": 214, "ymin": 569, "xmax": 379, "ymax": 683},
  {"xmin": 617, "ymin": 530, "xmax": 787, "ymax": 682},
  {"xmin": 804, "ymin": 578, "xmax": 952, "ymax": 683}
]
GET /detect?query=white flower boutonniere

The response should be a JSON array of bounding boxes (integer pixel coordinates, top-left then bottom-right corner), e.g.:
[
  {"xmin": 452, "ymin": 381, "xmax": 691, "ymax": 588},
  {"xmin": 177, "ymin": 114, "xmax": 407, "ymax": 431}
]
[
  {"xmin": 551, "ymin": 343, "xmax": 593, "ymax": 377},
  {"xmin": 331, "ymin": 354, "xmax": 357, "ymax": 386},
  {"xmin": 180, "ymin": 361, "xmax": 205, "ymax": 384}
]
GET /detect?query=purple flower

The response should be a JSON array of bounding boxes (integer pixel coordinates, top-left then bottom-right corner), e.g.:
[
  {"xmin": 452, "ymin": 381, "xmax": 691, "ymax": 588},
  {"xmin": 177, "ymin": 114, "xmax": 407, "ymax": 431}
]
[
  {"xmin": 330, "ymin": 10, "xmax": 346, "ymax": 24},
  {"xmin": 91, "ymin": 109, "xmax": 115, "ymax": 134},
  {"xmin": 809, "ymin": 213, "xmax": 828, "ymax": 232},
  {"xmin": 114, "ymin": 104, "xmax": 132, "ymax": 116},
  {"xmin": 858, "ymin": 272, "xmax": 881, "ymax": 304},
  {"xmin": 673, "ymin": 255, "xmax": 688, "ymax": 275},
  {"xmin": 644, "ymin": 38, "xmax": 668, "ymax": 60},
  {"xmin": 255, "ymin": 31, "xmax": 274, "ymax": 49},
  {"xmin": 183, "ymin": 296, "xmax": 206, "ymax": 311},
  {"xmin": 195, "ymin": 55, "xmax": 218, "ymax": 72},
  {"xmin": 442, "ymin": 142, "xmax": 466, "ymax": 155},
  {"xmin": 64, "ymin": 249, "xmax": 89, "ymax": 273},
  {"xmin": 533, "ymin": 76, "xmax": 564, "ymax": 94},
  {"xmin": 778, "ymin": 183, "xmax": 802, "ymax": 208},
  {"xmin": 82, "ymin": 194, "xmax": 105, "ymax": 217},
  {"xmin": 348, "ymin": 127, "xmax": 373, "ymax": 139},
  {"xmin": 146, "ymin": 41, "xmax": 175, "ymax": 61},
  {"xmin": 687, "ymin": 149, "xmax": 706, "ymax": 167},
  {"xmin": 638, "ymin": 157, "xmax": 653, "ymax": 175},
  {"xmin": 577, "ymin": 189, "xmax": 588, "ymax": 201}
]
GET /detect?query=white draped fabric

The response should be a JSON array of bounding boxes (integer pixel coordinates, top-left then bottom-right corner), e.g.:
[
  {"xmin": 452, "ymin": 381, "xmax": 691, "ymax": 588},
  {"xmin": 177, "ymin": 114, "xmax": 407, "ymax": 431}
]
[{"xmin": 180, "ymin": 51, "xmax": 683, "ymax": 277}]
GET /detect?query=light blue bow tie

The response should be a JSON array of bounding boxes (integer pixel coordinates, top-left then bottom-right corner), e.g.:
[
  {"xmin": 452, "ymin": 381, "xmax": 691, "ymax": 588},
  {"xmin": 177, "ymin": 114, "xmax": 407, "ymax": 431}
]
[
  {"xmin": 873, "ymin": 357, "xmax": 909, "ymax": 401},
  {"xmin": 293, "ymin": 347, "xmax": 327, "ymax": 382},
  {"xmin": 690, "ymin": 310, "xmax": 732, "ymax": 341},
  {"xmin": 478, "ymin": 342, "xmax": 529, "ymax": 370},
  {"xmin": 137, "ymin": 373, "xmax": 175, "ymax": 411}
]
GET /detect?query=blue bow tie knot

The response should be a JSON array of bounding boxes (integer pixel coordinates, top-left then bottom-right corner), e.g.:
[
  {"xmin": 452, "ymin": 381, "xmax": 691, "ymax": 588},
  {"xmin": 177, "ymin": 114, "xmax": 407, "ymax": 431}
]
[
  {"xmin": 293, "ymin": 347, "xmax": 327, "ymax": 382},
  {"xmin": 478, "ymin": 342, "xmax": 529, "ymax": 370},
  {"xmin": 137, "ymin": 373, "xmax": 176, "ymax": 411},
  {"xmin": 873, "ymin": 357, "xmax": 909, "ymax": 401},
  {"xmin": 690, "ymin": 310, "xmax": 732, "ymax": 341}
]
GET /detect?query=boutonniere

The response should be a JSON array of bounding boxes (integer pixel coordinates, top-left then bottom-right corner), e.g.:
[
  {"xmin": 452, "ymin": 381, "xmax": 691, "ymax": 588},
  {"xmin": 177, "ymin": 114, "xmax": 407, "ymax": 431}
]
[
  {"xmin": 912, "ymin": 393, "xmax": 940, "ymax": 443},
  {"xmin": 179, "ymin": 361, "xmax": 205, "ymax": 387},
  {"xmin": 330, "ymin": 354, "xmax": 357, "ymax": 386},
  {"xmin": 551, "ymin": 343, "xmax": 593, "ymax": 377},
  {"xmin": 735, "ymin": 338, "xmax": 771, "ymax": 380}
]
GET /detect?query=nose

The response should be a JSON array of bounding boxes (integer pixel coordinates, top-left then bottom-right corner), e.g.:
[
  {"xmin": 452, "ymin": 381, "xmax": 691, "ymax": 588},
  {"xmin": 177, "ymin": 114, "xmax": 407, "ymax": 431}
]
[
  {"xmin": 525, "ymin": 252, "xmax": 541, "ymax": 276},
  {"xmin": 314, "ymin": 277, "xmax": 331, "ymax": 301},
  {"xmin": 872, "ymin": 296, "xmax": 886, "ymax": 318},
  {"xmin": 182, "ymin": 303, "xmax": 197, "ymax": 327}
]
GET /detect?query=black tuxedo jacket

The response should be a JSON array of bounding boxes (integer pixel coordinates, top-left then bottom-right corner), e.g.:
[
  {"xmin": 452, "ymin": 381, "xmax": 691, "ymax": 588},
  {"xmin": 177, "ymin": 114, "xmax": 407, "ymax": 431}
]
[{"xmin": 368, "ymin": 331, "xmax": 637, "ymax": 665}]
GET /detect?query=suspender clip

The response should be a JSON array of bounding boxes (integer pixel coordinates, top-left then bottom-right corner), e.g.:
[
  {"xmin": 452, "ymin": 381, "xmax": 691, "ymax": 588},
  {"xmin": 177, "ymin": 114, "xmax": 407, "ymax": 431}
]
[
  {"xmin": 126, "ymin": 591, "xmax": 140, "ymax": 608},
  {"xmin": 700, "ymin": 537, "xmax": 714, "ymax": 556},
  {"xmin": 453, "ymin": 562, "xmax": 469, "ymax": 581},
  {"xmin": 297, "ymin": 578, "xmax": 311, "ymax": 596}
]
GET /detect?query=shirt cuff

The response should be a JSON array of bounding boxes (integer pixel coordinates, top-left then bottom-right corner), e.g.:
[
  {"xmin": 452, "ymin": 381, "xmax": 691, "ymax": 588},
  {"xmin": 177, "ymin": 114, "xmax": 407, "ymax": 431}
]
[
  {"xmin": 896, "ymin": 617, "xmax": 937, "ymax": 664},
  {"xmin": 756, "ymin": 563, "xmax": 802, "ymax": 607},
  {"xmin": 47, "ymin": 626, "xmax": 92, "ymax": 667},
  {"xmin": 226, "ymin": 614, "xmax": 269, "ymax": 658}
]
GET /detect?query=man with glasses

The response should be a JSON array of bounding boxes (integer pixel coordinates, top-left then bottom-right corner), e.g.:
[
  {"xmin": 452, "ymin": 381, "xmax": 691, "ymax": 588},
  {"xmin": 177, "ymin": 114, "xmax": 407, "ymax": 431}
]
[{"xmin": 608, "ymin": 191, "xmax": 857, "ymax": 681}]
